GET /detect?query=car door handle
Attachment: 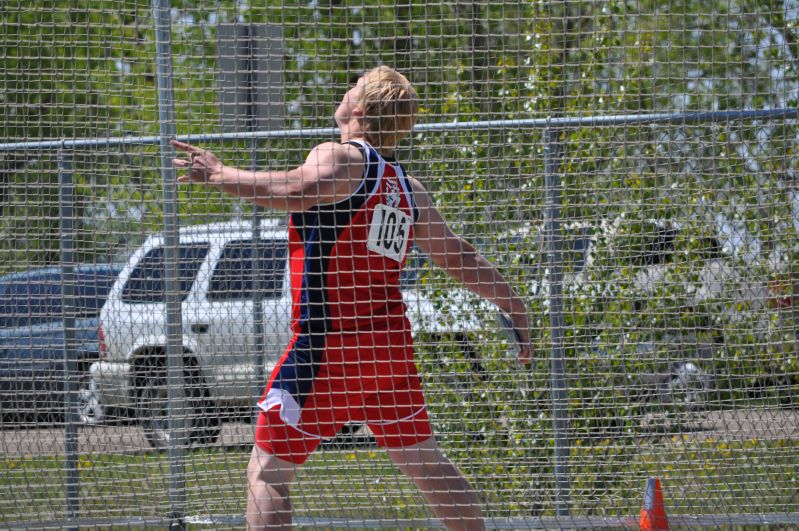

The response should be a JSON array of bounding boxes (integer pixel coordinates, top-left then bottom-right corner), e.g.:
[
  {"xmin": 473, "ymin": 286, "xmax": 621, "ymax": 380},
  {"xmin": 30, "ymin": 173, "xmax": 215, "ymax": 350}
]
[{"xmin": 190, "ymin": 323, "xmax": 209, "ymax": 334}]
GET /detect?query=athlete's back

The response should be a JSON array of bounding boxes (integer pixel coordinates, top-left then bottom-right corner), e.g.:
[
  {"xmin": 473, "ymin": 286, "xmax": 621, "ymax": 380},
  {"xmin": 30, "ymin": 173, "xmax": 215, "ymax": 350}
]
[{"xmin": 287, "ymin": 139, "xmax": 418, "ymax": 333}]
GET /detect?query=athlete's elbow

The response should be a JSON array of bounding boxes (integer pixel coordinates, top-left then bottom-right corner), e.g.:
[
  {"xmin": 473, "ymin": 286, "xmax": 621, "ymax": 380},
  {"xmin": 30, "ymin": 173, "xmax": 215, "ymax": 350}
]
[
  {"xmin": 430, "ymin": 251, "xmax": 466, "ymax": 275},
  {"xmin": 451, "ymin": 248, "xmax": 480, "ymax": 270}
]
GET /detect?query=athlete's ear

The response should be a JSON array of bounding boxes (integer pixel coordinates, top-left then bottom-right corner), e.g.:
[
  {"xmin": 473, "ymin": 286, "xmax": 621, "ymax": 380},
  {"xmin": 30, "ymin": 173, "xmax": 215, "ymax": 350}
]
[{"xmin": 352, "ymin": 105, "xmax": 364, "ymax": 117}]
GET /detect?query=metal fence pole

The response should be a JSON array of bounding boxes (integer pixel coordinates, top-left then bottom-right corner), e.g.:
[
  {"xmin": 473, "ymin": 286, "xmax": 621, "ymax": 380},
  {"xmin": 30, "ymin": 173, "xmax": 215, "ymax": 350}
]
[
  {"xmin": 3, "ymin": 109, "xmax": 799, "ymax": 153},
  {"xmin": 58, "ymin": 146, "xmax": 80, "ymax": 529},
  {"xmin": 151, "ymin": 0, "xmax": 187, "ymax": 526},
  {"xmin": 246, "ymin": 25, "xmax": 267, "ymax": 413},
  {"xmin": 544, "ymin": 127, "xmax": 571, "ymax": 517}
]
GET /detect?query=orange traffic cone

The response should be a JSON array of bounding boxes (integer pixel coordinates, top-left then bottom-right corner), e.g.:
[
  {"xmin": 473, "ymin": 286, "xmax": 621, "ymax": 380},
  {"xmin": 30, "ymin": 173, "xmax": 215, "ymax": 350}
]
[{"xmin": 639, "ymin": 477, "xmax": 669, "ymax": 530}]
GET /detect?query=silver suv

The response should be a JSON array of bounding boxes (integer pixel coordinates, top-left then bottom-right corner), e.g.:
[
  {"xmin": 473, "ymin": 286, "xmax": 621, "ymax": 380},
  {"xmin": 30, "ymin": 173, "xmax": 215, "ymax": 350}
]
[{"xmin": 91, "ymin": 219, "xmax": 482, "ymax": 448}]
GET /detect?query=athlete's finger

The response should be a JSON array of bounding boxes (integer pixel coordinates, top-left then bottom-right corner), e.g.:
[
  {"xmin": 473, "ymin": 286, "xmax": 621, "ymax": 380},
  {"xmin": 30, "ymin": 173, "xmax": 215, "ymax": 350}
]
[
  {"xmin": 171, "ymin": 139, "xmax": 204, "ymax": 154},
  {"xmin": 172, "ymin": 157, "xmax": 190, "ymax": 168},
  {"xmin": 170, "ymin": 139, "xmax": 191, "ymax": 152}
]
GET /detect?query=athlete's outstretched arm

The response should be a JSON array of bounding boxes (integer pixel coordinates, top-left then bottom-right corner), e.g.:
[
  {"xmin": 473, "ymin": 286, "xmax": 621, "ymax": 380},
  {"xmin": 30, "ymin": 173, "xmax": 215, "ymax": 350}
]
[
  {"xmin": 411, "ymin": 178, "xmax": 532, "ymax": 364},
  {"xmin": 171, "ymin": 140, "xmax": 364, "ymax": 211}
]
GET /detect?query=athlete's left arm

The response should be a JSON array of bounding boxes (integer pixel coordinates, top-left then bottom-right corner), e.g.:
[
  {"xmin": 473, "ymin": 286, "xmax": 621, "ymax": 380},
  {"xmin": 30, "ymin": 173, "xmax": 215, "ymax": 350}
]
[
  {"xmin": 411, "ymin": 178, "xmax": 532, "ymax": 364},
  {"xmin": 171, "ymin": 140, "xmax": 364, "ymax": 211}
]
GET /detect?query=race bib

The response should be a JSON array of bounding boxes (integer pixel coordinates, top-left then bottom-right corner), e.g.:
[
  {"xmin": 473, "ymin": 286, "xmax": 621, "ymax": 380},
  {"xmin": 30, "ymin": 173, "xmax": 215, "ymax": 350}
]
[{"xmin": 367, "ymin": 203, "xmax": 412, "ymax": 262}]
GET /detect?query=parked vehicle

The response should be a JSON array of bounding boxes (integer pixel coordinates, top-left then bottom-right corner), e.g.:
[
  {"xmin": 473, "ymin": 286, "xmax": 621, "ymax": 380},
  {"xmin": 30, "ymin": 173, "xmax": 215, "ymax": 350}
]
[
  {"xmin": 493, "ymin": 216, "xmax": 789, "ymax": 407},
  {"xmin": 0, "ymin": 264, "xmax": 122, "ymax": 424},
  {"xmin": 91, "ymin": 219, "xmax": 485, "ymax": 449}
]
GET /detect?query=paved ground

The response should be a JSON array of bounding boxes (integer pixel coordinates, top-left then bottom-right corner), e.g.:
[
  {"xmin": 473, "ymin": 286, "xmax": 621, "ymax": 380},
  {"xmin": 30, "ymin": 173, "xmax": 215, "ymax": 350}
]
[
  {"xmin": 640, "ymin": 407, "xmax": 799, "ymax": 442},
  {"xmin": 693, "ymin": 408, "xmax": 799, "ymax": 441},
  {"xmin": 0, "ymin": 420, "xmax": 255, "ymax": 457}
]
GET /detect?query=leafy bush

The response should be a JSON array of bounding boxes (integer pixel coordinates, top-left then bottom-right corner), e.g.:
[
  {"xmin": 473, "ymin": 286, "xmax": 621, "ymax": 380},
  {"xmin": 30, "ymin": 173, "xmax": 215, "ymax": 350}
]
[{"xmin": 415, "ymin": 330, "xmax": 554, "ymax": 517}]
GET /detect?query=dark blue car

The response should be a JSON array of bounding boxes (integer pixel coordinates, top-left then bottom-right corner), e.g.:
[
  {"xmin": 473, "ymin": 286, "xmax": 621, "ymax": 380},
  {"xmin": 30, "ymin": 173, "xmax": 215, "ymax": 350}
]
[{"xmin": 0, "ymin": 264, "xmax": 122, "ymax": 424}]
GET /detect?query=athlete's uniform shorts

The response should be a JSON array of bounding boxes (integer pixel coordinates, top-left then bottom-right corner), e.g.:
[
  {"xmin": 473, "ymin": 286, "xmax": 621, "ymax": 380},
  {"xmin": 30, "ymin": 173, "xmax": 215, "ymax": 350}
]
[{"xmin": 255, "ymin": 326, "xmax": 433, "ymax": 464}]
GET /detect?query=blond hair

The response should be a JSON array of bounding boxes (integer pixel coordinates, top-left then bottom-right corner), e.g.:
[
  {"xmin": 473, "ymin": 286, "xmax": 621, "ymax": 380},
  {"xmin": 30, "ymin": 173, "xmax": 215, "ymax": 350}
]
[{"xmin": 358, "ymin": 66, "xmax": 419, "ymax": 150}]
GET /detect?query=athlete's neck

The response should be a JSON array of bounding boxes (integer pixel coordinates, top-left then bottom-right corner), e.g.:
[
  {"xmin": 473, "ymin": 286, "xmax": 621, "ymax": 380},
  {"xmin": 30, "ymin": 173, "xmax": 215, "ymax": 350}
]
[
  {"xmin": 341, "ymin": 134, "xmax": 395, "ymax": 159},
  {"xmin": 377, "ymin": 146, "xmax": 395, "ymax": 158}
]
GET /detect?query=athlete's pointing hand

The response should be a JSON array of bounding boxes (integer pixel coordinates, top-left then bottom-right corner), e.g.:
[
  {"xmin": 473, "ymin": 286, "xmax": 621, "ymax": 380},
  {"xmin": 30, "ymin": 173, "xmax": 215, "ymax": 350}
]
[{"xmin": 171, "ymin": 139, "xmax": 223, "ymax": 184}]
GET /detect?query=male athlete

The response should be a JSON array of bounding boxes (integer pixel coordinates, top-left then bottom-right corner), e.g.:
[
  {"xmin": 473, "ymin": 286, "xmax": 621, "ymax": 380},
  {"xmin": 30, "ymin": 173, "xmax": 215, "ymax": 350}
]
[{"xmin": 172, "ymin": 65, "xmax": 532, "ymax": 530}]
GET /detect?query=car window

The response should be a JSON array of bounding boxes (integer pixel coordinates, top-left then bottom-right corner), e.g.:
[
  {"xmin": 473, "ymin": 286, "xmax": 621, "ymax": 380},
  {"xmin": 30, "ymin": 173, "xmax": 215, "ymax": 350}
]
[
  {"xmin": 121, "ymin": 244, "xmax": 209, "ymax": 304},
  {"xmin": 0, "ymin": 267, "xmax": 122, "ymax": 328},
  {"xmin": 207, "ymin": 239, "xmax": 288, "ymax": 301},
  {"xmin": 0, "ymin": 276, "xmax": 62, "ymax": 328},
  {"xmin": 0, "ymin": 290, "xmax": 11, "ymax": 328},
  {"xmin": 73, "ymin": 269, "xmax": 121, "ymax": 317}
]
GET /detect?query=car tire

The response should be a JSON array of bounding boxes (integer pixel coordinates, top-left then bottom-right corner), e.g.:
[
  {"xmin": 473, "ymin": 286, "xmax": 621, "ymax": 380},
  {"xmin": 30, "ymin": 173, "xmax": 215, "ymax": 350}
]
[
  {"xmin": 135, "ymin": 353, "xmax": 221, "ymax": 450},
  {"xmin": 78, "ymin": 380, "xmax": 105, "ymax": 425}
]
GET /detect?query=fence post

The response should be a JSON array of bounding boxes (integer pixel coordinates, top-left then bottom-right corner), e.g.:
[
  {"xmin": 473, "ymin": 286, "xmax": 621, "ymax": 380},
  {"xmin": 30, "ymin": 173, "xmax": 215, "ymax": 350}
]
[
  {"xmin": 151, "ymin": 0, "xmax": 187, "ymax": 526},
  {"xmin": 246, "ymin": 25, "xmax": 267, "ymax": 413},
  {"xmin": 544, "ymin": 127, "xmax": 571, "ymax": 517},
  {"xmin": 58, "ymin": 146, "xmax": 80, "ymax": 529}
]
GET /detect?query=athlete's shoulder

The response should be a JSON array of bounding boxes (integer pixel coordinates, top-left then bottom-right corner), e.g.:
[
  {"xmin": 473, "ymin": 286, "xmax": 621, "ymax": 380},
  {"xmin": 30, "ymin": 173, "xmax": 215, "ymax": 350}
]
[
  {"xmin": 303, "ymin": 142, "xmax": 365, "ymax": 183},
  {"xmin": 309, "ymin": 141, "xmax": 364, "ymax": 162}
]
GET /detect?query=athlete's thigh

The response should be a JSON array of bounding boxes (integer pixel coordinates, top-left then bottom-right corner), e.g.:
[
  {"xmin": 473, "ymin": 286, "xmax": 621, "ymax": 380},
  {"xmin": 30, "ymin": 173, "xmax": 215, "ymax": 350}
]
[
  {"xmin": 247, "ymin": 443, "xmax": 298, "ymax": 486},
  {"xmin": 384, "ymin": 436, "xmax": 446, "ymax": 474}
]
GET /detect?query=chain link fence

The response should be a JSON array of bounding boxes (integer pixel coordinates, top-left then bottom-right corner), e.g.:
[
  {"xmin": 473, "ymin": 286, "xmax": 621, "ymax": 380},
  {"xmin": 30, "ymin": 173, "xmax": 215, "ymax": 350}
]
[{"xmin": 1, "ymin": 0, "xmax": 798, "ymax": 528}]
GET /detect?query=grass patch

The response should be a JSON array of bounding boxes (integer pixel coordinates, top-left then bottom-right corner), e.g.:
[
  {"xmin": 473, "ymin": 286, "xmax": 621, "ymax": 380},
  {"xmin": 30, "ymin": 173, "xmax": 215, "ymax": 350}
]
[
  {"xmin": 570, "ymin": 437, "xmax": 799, "ymax": 517},
  {"xmin": 0, "ymin": 447, "xmax": 428, "ymax": 526},
  {"xmin": 0, "ymin": 438, "xmax": 797, "ymax": 525}
]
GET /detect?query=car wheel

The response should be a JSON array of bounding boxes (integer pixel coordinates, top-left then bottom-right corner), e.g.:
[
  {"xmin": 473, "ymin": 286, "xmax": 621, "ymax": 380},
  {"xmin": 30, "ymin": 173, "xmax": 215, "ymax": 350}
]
[
  {"xmin": 136, "ymin": 366, "xmax": 170, "ymax": 449},
  {"xmin": 77, "ymin": 380, "xmax": 105, "ymax": 425},
  {"xmin": 183, "ymin": 356, "xmax": 222, "ymax": 447},
  {"xmin": 135, "ymin": 356, "xmax": 221, "ymax": 450}
]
